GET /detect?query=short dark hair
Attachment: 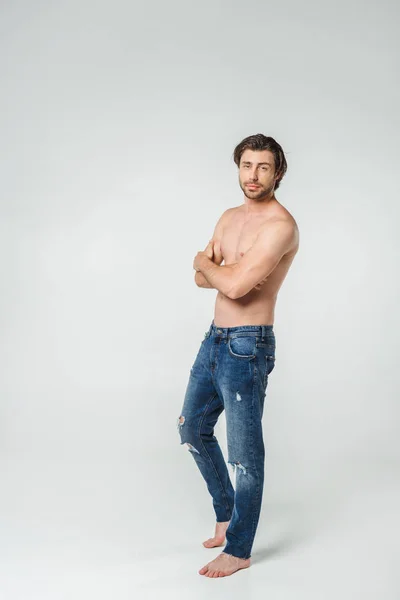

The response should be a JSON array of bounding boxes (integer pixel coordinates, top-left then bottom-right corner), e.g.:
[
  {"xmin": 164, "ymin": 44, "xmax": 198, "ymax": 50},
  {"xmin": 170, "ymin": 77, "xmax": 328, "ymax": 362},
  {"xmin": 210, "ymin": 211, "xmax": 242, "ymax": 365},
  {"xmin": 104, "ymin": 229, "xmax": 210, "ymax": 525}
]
[{"xmin": 233, "ymin": 133, "xmax": 287, "ymax": 190}]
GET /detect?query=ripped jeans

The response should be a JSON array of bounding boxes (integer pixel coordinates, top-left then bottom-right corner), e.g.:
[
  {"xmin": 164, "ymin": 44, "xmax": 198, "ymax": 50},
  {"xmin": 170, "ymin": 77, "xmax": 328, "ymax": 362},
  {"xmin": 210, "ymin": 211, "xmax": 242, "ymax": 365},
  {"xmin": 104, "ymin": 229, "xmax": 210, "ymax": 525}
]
[{"xmin": 177, "ymin": 320, "xmax": 276, "ymax": 560}]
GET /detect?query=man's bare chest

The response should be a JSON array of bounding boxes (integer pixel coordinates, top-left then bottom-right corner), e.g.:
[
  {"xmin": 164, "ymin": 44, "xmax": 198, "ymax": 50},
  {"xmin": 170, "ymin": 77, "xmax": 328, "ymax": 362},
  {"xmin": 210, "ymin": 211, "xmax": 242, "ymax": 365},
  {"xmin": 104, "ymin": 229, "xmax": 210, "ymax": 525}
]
[{"xmin": 220, "ymin": 215, "xmax": 267, "ymax": 263}]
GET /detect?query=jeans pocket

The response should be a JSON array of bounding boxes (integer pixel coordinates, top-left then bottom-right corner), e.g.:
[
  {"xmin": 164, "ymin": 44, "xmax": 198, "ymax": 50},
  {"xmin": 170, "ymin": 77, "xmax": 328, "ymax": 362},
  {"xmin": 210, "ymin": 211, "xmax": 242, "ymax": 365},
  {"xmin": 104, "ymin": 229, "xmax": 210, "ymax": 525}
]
[{"xmin": 228, "ymin": 335, "xmax": 257, "ymax": 359}]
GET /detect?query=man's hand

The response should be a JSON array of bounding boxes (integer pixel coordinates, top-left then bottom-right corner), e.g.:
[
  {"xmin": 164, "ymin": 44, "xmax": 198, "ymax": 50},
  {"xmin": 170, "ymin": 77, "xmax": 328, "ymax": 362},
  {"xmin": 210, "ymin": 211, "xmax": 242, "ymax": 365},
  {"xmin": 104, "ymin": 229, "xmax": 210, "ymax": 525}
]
[
  {"xmin": 193, "ymin": 240, "xmax": 213, "ymax": 272},
  {"xmin": 204, "ymin": 239, "xmax": 214, "ymax": 260},
  {"xmin": 194, "ymin": 240, "xmax": 221, "ymax": 288},
  {"xmin": 254, "ymin": 276, "xmax": 269, "ymax": 290}
]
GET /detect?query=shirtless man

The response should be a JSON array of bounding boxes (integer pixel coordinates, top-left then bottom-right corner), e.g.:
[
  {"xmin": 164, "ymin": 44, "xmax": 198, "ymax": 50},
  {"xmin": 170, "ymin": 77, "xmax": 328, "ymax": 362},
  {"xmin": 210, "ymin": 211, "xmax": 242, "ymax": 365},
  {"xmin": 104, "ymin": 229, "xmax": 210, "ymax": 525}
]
[{"xmin": 177, "ymin": 133, "xmax": 299, "ymax": 577}]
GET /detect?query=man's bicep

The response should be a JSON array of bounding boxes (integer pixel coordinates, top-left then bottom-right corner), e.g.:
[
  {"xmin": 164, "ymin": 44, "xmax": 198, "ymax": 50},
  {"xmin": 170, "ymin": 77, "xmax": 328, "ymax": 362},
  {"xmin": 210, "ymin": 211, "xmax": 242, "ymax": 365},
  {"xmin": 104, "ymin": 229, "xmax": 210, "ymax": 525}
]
[{"xmin": 230, "ymin": 221, "xmax": 294, "ymax": 299}]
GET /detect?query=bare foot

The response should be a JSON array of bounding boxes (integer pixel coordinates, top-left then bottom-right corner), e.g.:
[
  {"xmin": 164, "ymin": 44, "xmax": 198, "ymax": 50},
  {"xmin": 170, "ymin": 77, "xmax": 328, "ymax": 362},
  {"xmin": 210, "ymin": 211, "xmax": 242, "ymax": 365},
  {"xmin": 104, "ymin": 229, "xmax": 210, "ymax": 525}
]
[
  {"xmin": 199, "ymin": 552, "xmax": 251, "ymax": 577},
  {"xmin": 202, "ymin": 520, "xmax": 230, "ymax": 548}
]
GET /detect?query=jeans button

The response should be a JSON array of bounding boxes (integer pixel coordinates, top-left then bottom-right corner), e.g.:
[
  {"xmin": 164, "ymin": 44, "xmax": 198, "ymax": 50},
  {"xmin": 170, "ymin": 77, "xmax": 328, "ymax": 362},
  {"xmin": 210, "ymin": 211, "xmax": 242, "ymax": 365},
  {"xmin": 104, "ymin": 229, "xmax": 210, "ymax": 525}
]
[{"xmin": 217, "ymin": 329, "xmax": 222, "ymax": 333}]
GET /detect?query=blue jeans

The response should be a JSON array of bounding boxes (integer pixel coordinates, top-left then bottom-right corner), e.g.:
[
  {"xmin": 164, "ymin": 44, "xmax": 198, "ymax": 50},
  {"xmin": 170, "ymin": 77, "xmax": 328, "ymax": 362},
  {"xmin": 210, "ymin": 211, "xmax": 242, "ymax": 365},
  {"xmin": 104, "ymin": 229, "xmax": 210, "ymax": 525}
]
[{"xmin": 177, "ymin": 320, "xmax": 276, "ymax": 559}]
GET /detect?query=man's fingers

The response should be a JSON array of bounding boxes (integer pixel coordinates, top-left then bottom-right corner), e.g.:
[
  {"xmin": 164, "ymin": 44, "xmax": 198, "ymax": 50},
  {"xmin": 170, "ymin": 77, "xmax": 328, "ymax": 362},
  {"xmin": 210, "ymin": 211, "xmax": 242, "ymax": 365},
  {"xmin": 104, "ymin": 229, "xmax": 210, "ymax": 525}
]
[{"xmin": 203, "ymin": 239, "xmax": 214, "ymax": 259}]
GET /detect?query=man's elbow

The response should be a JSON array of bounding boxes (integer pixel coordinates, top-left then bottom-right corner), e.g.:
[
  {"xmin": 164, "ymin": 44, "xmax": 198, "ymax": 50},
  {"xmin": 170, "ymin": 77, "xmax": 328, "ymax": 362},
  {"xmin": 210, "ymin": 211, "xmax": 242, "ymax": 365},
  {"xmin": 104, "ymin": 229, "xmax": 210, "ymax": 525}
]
[
  {"xmin": 227, "ymin": 278, "xmax": 264, "ymax": 299},
  {"xmin": 225, "ymin": 283, "xmax": 247, "ymax": 300},
  {"xmin": 223, "ymin": 266, "xmax": 243, "ymax": 299}
]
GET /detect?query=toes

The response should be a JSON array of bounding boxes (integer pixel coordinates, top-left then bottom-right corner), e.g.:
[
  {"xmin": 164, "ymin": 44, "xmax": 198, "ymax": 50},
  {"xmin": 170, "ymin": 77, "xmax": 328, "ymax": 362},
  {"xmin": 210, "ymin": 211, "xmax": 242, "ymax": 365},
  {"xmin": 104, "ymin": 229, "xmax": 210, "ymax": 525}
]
[
  {"xmin": 203, "ymin": 537, "xmax": 224, "ymax": 548},
  {"xmin": 199, "ymin": 565, "xmax": 209, "ymax": 575}
]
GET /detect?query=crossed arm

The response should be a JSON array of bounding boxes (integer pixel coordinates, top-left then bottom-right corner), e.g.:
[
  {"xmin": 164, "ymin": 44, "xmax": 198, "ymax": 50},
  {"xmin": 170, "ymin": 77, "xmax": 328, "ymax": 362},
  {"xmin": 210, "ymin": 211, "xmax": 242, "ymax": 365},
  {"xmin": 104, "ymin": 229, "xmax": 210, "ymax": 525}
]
[
  {"xmin": 195, "ymin": 219, "xmax": 295, "ymax": 299},
  {"xmin": 194, "ymin": 211, "xmax": 228, "ymax": 289}
]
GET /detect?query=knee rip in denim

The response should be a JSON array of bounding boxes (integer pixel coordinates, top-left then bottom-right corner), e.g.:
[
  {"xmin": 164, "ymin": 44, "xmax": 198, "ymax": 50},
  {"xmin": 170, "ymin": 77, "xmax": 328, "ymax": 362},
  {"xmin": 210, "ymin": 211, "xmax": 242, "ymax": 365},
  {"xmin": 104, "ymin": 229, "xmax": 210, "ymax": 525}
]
[
  {"xmin": 228, "ymin": 461, "xmax": 247, "ymax": 475},
  {"xmin": 186, "ymin": 442, "xmax": 200, "ymax": 454},
  {"xmin": 177, "ymin": 416, "xmax": 200, "ymax": 454}
]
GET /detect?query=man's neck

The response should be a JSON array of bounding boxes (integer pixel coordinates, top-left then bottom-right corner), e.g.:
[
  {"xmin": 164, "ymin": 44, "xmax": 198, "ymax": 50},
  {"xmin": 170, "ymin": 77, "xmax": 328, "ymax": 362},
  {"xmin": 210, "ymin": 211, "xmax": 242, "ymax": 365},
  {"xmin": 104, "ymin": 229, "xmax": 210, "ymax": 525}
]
[{"xmin": 243, "ymin": 194, "xmax": 276, "ymax": 215}]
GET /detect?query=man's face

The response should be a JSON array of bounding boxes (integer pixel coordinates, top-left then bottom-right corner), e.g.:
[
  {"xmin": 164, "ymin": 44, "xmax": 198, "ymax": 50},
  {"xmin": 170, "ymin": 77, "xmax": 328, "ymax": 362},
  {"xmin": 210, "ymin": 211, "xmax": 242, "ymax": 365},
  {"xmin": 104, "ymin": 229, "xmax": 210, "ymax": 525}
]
[{"xmin": 238, "ymin": 149, "xmax": 277, "ymax": 201}]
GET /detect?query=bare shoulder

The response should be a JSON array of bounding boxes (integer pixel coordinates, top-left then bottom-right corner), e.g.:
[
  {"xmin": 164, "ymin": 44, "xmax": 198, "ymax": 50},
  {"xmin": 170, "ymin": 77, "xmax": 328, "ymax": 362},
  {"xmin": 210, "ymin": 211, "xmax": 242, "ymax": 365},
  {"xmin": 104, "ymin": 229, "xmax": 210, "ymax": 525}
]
[
  {"xmin": 263, "ymin": 204, "xmax": 299, "ymax": 254},
  {"xmin": 211, "ymin": 207, "xmax": 237, "ymax": 239},
  {"xmin": 270, "ymin": 200, "xmax": 297, "ymax": 224},
  {"xmin": 221, "ymin": 206, "xmax": 238, "ymax": 223}
]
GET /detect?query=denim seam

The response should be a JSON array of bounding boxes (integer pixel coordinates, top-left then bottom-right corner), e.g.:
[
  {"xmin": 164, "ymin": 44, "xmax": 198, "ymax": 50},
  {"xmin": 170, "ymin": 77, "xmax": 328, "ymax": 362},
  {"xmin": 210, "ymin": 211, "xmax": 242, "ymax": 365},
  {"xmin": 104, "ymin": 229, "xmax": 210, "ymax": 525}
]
[
  {"xmin": 228, "ymin": 363, "xmax": 257, "ymax": 560},
  {"xmin": 197, "ymin": 391, "xmax": 233, "ymax": 520},
  {"xmin": 249, "ymin": 360, "xmax": 261, "ymax": 558}
]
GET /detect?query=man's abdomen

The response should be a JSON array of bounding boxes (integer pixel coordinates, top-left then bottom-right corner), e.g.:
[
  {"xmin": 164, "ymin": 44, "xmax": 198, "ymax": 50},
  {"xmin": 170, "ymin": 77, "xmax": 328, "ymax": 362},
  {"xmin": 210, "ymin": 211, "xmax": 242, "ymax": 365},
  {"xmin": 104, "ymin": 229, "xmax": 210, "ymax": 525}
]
[{"xmin": 213, "ymin": 289, "xmax": 276, "ymax": 327}]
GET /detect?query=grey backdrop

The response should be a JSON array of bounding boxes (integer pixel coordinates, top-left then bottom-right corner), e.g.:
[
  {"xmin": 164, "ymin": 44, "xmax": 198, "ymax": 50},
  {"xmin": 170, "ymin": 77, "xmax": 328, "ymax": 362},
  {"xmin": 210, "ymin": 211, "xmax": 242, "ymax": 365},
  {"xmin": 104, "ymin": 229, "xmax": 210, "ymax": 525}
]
[{"xmin": 1, "ymin": 1, "xmax": 399, "ymax": 598}]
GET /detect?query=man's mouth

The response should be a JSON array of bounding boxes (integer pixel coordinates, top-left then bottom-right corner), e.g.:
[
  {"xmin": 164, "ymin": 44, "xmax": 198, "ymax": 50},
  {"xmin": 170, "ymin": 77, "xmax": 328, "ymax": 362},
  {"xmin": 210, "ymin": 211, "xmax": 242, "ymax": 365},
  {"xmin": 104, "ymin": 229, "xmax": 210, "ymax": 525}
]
[{"xmin": 247, "ymin": 184, "xmax": 260, "ymax": 189}]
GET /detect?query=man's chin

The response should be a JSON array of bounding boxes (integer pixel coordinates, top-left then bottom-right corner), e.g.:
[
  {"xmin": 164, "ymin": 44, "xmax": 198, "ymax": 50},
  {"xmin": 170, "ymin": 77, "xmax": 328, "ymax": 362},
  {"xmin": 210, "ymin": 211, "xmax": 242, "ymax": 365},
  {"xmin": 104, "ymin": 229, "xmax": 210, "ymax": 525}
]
[{"xmin": 245, "ymin": 191, "xmax": 266, "ymax": 201}]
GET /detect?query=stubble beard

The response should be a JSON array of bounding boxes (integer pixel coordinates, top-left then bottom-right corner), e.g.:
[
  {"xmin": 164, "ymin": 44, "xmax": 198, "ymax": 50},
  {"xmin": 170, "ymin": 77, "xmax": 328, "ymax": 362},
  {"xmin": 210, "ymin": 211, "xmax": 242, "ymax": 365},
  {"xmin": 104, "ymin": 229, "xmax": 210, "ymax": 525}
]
[{"xmin": 241, "ymin": 181, "xmax": 275, "ymax": 202}]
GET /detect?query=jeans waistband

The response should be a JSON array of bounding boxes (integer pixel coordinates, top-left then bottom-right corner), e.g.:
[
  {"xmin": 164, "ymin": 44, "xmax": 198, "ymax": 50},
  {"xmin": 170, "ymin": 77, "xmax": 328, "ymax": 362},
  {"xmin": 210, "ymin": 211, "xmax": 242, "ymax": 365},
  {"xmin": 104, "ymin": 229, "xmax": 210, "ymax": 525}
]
[{"xmin": 207, "ymin": 320, "xmax": 274, "ymax": 339}]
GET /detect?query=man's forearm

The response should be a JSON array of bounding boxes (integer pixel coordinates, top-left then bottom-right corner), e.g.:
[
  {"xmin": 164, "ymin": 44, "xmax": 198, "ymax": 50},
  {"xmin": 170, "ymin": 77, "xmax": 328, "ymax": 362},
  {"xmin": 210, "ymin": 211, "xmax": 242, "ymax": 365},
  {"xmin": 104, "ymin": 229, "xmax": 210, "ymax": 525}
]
[
  {"xmin": 197, "ymin": 256, "xmax": 236, "ymax": 296},
  {"xmin": 195, "ymin": 271, "xmax": 215, "ymax": 288}
]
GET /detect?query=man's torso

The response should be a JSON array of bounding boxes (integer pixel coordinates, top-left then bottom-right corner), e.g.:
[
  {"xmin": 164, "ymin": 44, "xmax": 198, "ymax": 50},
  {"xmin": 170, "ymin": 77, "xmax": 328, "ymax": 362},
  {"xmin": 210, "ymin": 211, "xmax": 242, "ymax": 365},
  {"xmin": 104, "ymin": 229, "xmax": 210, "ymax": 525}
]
[{"xmin": 214, "ymin": 201, "xmax": 299, "ymax": 327}]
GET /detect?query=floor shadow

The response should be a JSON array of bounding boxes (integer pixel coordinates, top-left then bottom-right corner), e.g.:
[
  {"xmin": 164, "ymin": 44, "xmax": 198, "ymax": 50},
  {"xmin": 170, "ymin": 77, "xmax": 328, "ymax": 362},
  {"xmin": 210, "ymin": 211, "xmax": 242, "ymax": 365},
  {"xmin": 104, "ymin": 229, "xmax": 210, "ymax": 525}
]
[{"xmin": 251, "ymin": 533, "xmax": 305, "ymax": 564}]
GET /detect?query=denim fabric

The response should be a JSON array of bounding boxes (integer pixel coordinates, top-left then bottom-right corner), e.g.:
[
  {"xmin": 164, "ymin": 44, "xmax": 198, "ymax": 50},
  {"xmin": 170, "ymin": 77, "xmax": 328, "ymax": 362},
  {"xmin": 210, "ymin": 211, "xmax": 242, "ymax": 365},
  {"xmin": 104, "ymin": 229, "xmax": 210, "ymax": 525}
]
[{"xmin": 177, "ymin": 320, "xmax": 276, "ymax": 559}]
